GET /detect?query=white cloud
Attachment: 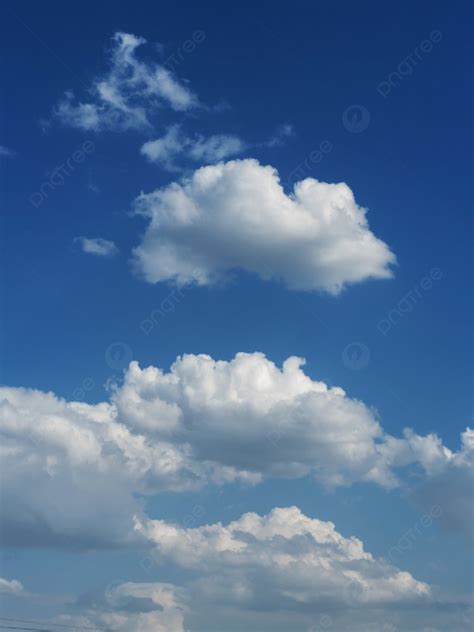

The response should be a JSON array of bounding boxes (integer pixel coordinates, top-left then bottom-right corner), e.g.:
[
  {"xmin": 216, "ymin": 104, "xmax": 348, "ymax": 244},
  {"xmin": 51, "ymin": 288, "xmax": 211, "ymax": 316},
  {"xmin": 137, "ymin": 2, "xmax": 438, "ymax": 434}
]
[
  {"xmin": 0, "ymin": 577, "xmax": 26, "ymax": 597},
  {"xmin": 75, "ymin": 236, "xmax": 119, "ymax": 257},
  {"xmin": 135, "ymin": 506, "xmax": 431, "ymax": 616},
  {"xmin": 113, "ymin": 353, "xmax": 387, "ymax": 488},
  {"xmin": 0, "ymin": 378, "xmax": 255, "ymax": 548},
  {"xmin": 140, "ymin": 123, "xmax": 295, "ymax": 172},
  {"xmin": 141, "ymin": 125, "xmax": 246, "ymax": 171},
  {"xmin": 1, "ymin": 353, "xmax": 470, "ymax": 548},
  {"xmin": 53, "ymin": 32, "xmax": 199, "ymax": 132},
  {"xmin": 132, "ymin": 158, "xmax": 396, "ymax": 293}
]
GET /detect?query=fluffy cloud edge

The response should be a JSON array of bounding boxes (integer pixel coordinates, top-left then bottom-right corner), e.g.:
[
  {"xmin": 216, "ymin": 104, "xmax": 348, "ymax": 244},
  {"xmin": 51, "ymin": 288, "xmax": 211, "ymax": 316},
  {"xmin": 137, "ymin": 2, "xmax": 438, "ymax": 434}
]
[
  {"xmin": 0, "ymin": 352, "xmax": 471, "ymax": 549},
  {"xmin": 0, "ymin": 577, "xmax": 27, "ymax": 597},
  {"xmin": 132, "ymin": 158, "xmax": 396, "ymax": 293}
]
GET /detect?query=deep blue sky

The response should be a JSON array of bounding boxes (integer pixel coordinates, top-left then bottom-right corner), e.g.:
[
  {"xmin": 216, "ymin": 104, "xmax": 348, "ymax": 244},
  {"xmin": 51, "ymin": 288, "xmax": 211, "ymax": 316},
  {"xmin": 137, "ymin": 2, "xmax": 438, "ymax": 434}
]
[
  {"xmin": 0, "ymin": 0, "xmax": 472, "ymax": 627},
  {"xmin": 2, "ymin": 0, "xmax": 471, "ymax": 444}
]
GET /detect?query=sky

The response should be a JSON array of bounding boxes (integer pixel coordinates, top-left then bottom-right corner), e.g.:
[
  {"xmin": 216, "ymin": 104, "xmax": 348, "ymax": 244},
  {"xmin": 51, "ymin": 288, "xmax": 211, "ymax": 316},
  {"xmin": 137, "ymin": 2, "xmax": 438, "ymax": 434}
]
[{"xmin": 0, "ymin": 0, "xmax": 472, "ymax": 630}]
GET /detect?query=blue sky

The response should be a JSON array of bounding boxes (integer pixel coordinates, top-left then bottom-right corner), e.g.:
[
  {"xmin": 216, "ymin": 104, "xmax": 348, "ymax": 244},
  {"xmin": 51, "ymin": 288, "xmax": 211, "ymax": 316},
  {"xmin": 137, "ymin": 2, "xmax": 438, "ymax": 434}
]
[{"xmin": 0, "ymin": 1, "xmax": 472, "ymax": 630}]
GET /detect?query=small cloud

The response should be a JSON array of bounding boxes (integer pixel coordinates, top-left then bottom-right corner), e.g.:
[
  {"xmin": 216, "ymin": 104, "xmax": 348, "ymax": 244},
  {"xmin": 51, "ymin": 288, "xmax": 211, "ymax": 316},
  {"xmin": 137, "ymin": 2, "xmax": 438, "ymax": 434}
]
[
  {"xmin": 0, "ymin": 577, "xmax": 26, "ymax": 597},
  {"xmin": 141, "ymin": 124, "xmax": 245, "ymax": 171},
  {"xmin": 87, "ymin": 182, "xmax": 101, "ymax": 194},
  {"xmin": 75, "ymin": 237, "xmax": 119, "ymax": 257},
  {"xmin": 264, "ymin": 123, "xmax": 295, "ymax": 147},
  {"xmin": 0, "ymin": 145, "xmax": 15, "ymax": 157}
]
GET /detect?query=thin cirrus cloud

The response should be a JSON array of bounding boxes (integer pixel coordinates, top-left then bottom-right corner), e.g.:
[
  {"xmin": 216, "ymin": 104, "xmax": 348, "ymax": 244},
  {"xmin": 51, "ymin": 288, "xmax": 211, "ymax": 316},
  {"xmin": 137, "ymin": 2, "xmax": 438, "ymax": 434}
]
[
  {"xmin": 141, "ymin": 124, "xmax": 247, "ymax": 171},
  {"xmin": 264, "ymin": 122, "xmax": 295, "ymax": 147},
  {"xmin": 75, "ymin": 236, "xmax": 119, "ymax": 257},
  {"xmin": 0, "ymin": 145, "xmax": 15, "ymax": 157},
  {"xmin": 140, "ymin": 124, "xmax": 295, "ymax": 172},
  {"xmin": 0, "ymin": 353, "xmax": 471, "ymax": 549},
  {"xmin": 52, "ymin": 32, "xmax": 199, "ymax": 132},
  {"xmin": 132, "ymin": 158, "xmax": 396, "ymax": 293}
]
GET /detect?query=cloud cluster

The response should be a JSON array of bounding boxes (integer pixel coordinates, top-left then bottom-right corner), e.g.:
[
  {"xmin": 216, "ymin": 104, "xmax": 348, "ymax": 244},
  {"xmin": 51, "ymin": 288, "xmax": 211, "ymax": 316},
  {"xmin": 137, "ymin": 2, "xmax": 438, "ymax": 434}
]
[
  {"xmin": 1, "ymin": 353, "xmax": 470, "ymax": 549},
  {"xmin": 132, "ymin": 158, "xmax": 396, "ymax": 293},
  {"xmin": 6, "ymin": 570, "xmax": 472, "ymax": 632},
  {"xmin": 0, "ymin": 383, "xmax": 255, "ymax": 548},
  {"xmin": 136, "ymin": 506, "xmax": 431, "ymax": 611},
  {"xmin": 53, "ymin": 32, "xmax": 199, "ymax": 132},
  {"xmin": 39, "ymin": 508, "xmax": 443, "ymax": 631}
]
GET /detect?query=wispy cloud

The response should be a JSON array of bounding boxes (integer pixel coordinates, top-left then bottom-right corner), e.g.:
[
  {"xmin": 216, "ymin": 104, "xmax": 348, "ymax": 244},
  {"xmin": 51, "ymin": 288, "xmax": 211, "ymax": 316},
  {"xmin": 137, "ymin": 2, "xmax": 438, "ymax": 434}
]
[
  {"xmin": 141, "ymin": 123, "xmax": 295, "ymax": 172},
  {"xmin": 141, "ymin": 124, "xmax": 246, "ymax": 171},
  {"xmin": 0, "ymin": 144, "xmax": 15, "ymax": 157},
  {"xmin": 75, "ymin": 236, "xmax": 119, "ymax": 257},
  {"xmin": 264, "ymin": 122, "xmax": 295, "ymax": 147},
  {"xmin": 52, "ymin": 32, "xmax": 200, "ymax": 132}
]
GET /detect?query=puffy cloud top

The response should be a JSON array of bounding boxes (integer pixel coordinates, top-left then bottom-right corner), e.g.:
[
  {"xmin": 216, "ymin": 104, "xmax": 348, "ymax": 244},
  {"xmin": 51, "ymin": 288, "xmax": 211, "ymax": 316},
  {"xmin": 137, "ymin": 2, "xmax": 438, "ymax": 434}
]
[
  {"xmin": 114, "ymin": 353, "xmax": 386, "ymax": 487},
  {"xmin": 136, "ymin": 506, "xmax": 431, "ymax": 610},
  {"xmin": 0, "ymin": 353, "xmax": 470, "ymax": 547},
  {"xmin": 132, "ymin": 159, "xmax": 396, "ymax": 293}
]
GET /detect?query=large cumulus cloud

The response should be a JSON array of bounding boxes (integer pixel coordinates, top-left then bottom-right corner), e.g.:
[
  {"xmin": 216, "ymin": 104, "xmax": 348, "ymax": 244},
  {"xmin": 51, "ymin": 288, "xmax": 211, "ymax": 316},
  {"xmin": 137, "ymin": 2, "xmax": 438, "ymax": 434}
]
[
  {"xmin": 0, "ymin": 382, "xmax": 255, "ymax": 548},
  {"xmin": 0, "ymin": 353, "xmax": 470, "ymax": 547},
  {"xmin": 132, "ymin": 159, "xmax": 396, "ymax": 293},
  {"xmin": 136, "ymin": 506, "xmax": 431, "ymax": 610}
]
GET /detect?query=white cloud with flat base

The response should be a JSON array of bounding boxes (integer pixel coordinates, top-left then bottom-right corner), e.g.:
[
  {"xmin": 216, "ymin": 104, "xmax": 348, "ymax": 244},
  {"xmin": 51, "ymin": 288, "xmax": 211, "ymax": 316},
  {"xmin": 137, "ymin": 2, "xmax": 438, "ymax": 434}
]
[
  {"xmin": 0, "ymin": 353, "xmax": 471, "ymax": 549},
  {"xmin": 132, "ymin": 159, "xmax": 396, "ymax": 293}
]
